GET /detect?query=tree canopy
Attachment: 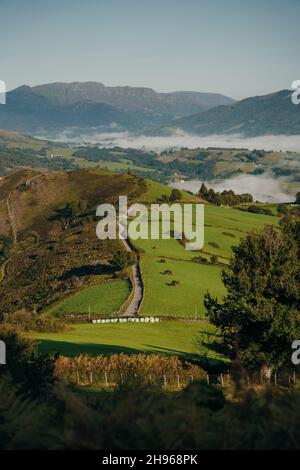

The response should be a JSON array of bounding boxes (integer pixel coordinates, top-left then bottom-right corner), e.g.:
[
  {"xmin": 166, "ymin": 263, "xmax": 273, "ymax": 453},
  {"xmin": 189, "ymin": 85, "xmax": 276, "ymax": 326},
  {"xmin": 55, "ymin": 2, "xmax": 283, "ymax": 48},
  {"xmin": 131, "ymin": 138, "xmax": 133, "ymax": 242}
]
[
  {"xmin": 198, "ymin": 183, "xmax": 253, "ymax": 206},
  {"xmin": 204, "ymin": 216, "xmax": 300, "ymax": 371}
]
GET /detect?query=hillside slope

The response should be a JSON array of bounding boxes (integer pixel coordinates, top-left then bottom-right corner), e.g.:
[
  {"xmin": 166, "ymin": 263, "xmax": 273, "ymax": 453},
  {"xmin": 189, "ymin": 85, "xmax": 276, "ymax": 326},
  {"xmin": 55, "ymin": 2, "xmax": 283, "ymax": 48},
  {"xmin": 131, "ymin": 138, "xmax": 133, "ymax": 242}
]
[
  {"xmin": 161, "ymin": 89, "xmax": 300, "ymax": 136},
  {"xmin": 0, "ymin": 169, "xmax": 146, "ymax": 313},
  {"xmin": 0, "ymin": 82, "xmax": 234, "ymax": 134},
  {"xmin": 0, "ymin": 86, "xmax": 137, "ymax": 134}
]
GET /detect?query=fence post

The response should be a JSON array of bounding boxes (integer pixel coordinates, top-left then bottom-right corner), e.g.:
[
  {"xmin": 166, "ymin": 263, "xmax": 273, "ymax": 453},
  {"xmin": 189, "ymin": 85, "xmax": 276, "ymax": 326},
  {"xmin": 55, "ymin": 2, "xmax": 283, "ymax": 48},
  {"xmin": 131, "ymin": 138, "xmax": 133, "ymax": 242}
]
[
  {"xmin": 220, "ymin": 373, "xmax": 224, "ymax": 387},
  {"xmin": 206, "ymin": 373, "xmax": 210, "ymax": 385},
  {"xmin": 89, "ymin": 371, "xmax": 93, "ymax": 385},
  {"xmin": 104, "ymin": 372, "xmax": 108, "ymax": 387},
  {"xmin": 177, "ymin": 374, "xmax": 180, "ymax": 389},
  {"xmin": 163, "ymin": 374, "xmax": 167, "ymax": 388}
]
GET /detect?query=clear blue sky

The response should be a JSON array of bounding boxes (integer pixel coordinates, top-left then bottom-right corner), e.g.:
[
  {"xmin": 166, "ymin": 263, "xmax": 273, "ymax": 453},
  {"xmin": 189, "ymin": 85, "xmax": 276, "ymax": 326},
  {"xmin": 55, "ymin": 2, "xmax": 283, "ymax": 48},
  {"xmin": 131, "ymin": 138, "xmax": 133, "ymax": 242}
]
[{"xmin": 1, "ymin": 0, "xmax": 299, "ymax": 99}]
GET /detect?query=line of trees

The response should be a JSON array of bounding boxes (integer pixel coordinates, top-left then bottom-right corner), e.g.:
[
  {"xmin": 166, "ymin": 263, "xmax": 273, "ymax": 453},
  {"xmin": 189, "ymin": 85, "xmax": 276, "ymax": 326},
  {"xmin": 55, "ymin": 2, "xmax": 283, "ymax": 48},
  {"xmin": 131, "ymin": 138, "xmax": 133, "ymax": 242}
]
[{"xmin": 198, "ymin": 183, "xmax": 253, "ymax": 206}]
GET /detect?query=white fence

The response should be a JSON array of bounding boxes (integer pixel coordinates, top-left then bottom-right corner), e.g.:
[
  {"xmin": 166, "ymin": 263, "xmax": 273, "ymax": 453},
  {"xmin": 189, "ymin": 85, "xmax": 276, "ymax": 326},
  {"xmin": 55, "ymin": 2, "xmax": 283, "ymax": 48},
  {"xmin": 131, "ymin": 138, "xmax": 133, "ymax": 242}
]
[{"xmin": 91, "ymin": 316, "xmax": 159, "ymax": 324}]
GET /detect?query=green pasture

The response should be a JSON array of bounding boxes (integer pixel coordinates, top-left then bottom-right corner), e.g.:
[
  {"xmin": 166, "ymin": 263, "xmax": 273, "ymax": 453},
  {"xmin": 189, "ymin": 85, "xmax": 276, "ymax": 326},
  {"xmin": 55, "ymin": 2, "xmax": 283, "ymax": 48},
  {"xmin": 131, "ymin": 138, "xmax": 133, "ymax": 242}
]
[
  {"xmin": 140, "ymin": 256, "xmax": 225, "ymax": 316},
  {"xmin": 29, "ymin": 320, "xmax": 226, "ymax": 364},
  {"xmin": 50, "ymin": 280, "xmax": 131, "ymax": 317},
  {"xmin": 131, "ymin": 203, "xmax": 277, "ymax": 316}
]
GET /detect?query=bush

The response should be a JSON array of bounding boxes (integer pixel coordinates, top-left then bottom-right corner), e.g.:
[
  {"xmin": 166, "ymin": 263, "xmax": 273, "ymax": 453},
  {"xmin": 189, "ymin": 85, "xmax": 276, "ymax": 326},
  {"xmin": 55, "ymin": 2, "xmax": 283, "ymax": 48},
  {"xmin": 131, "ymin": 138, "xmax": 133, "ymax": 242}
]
[
  {"xmin": 54, "ymin": 353, "xmax": 205, "ymax": 386},
  {"xmin": 0, "ymin": 324, "xmax": 56, "ymax": 397},
  {"xmin": 3, "ymin": 310, "xmax": 67, "ymax": 333},
  {"xmin": 238, "ymin": 205, "xmax": 273, "ymax": 216},
  {"xmin": 277, "ymin": 205, "xmax": 289, "ymax": 216},
  {"xmin": 210, "ymin": 255, "xmax": 218, "ymax": 265},
  {"xmin": 169, "ymin": 189, "xmax": 183, "ymax": 202},
  {"xmin": 112, "ymin": 250, "xmax": 136, "ymax": 271},
  {"xmin": 208, "ymin": 242, "xmax": 220, "ymax": 249}
]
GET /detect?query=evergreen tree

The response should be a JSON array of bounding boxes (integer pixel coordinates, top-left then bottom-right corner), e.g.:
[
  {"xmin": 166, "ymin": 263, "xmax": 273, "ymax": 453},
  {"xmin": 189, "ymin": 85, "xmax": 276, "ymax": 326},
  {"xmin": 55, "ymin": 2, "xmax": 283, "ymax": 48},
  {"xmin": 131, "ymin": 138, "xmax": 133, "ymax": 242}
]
[
  {"xmin": 198, "ymin": 183, "xmax": 209, "ymax": 197},
  {"xmin": 204, "ymin": 221, "xmax": 300, "ymax": 372}
]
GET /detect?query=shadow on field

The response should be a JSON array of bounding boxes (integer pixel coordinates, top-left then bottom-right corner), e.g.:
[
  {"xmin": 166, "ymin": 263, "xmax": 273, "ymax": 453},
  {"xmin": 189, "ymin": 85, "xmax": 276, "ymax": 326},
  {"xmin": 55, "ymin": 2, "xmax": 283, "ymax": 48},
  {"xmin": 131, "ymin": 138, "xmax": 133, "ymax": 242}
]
[
  {"xmin": 36, "ymin": 339, "xmax": 144, "ymax": 357},
  {"xmin": 60, "ymin": 263, "xmax": 114, "ymax": 280},
  {"xmin": 36, "ymin": 340, "xmax": 227, "ymax": 371},
  {"xmin": 146, "ymin": 345, "xmax": 226, "ymax": 371}
]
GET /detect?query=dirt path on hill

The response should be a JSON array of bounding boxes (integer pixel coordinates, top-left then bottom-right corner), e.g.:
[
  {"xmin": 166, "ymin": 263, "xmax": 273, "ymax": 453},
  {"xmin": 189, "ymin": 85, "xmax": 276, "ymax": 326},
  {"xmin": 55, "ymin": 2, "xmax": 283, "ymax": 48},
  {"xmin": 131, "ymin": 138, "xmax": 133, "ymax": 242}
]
[{"xmin": 6, "ymin": 192, "xmax": 17, "ymax": 244}]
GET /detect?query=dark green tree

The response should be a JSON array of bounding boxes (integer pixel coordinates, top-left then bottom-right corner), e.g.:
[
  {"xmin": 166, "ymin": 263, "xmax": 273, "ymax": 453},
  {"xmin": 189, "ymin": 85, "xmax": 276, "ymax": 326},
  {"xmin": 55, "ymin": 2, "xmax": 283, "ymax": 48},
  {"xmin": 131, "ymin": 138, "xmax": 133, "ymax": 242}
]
[
  {"xmin": 0, "ymin": 235, "xmax": 12, "ymax": 262},
  {"xmin": 169, "ymin": 188, "xmax": 183, "ymax": 202},
  {"xmin": 277, "ymin": 205, "xmax": 289, "ymax": 216},
  {"xmin": 204, "ymin": 222, "xmax": 300, "ymax": 372},
  {"xmin": 112, "ymin": 250, "xmax": 136, "ymax": 271},
  {"xmin": 198, "ymin": 183, "xmax": 209, "ymax": 198}
]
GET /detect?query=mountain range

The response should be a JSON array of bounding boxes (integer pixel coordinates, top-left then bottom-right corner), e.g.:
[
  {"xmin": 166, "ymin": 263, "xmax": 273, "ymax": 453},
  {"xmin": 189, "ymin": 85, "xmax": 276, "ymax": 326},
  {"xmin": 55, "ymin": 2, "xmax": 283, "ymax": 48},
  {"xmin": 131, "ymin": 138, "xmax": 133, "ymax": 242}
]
[
  {"xmin": 161, "ymin": 89, "xmax": 300, "ymax": 137},
  {"xmin": 0, "ymin": 82, "xmax": 234, "ymax": 135},
  {"xmin": 0, "ymin": 83, "xmax": 299, "ymax": 138}
]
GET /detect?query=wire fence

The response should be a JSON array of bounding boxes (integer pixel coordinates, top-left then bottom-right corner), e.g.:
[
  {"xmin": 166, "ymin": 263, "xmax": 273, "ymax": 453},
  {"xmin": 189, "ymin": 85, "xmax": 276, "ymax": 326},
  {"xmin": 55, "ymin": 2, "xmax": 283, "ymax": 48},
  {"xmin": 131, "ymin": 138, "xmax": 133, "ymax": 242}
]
[{"xmin": 61, "ymin": 369, "xmax": 298, "ymax": 390}]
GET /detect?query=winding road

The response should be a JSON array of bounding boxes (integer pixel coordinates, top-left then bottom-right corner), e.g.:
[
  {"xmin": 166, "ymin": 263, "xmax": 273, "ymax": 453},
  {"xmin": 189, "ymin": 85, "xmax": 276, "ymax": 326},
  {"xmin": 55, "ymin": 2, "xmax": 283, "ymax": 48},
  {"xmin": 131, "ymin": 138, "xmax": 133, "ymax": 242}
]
[{"xmin": 118, "ymin": 222, "xmax": 143, "ymax": 317}]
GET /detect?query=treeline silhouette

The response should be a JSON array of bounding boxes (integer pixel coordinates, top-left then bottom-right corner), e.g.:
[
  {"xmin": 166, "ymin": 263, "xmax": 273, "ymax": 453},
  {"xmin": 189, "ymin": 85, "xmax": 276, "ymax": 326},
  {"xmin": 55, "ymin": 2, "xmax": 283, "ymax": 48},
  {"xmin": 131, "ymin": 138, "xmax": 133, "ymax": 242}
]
[{"xmin": 198, "ymin": 182, "xmax": 253, "ymax": 206}]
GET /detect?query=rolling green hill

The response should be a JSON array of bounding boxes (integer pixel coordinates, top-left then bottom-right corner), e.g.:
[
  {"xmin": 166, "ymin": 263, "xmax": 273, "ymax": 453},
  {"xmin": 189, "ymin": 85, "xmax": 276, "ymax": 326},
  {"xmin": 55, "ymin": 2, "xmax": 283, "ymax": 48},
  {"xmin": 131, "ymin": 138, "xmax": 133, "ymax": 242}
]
[
  {"xmin": 0, "ymin": 168, "xmax": 146, "ymax": 313},
  {"xmin": 132, "ymin": 204, "xmax": 278, "ymax": 316},
  {"xmin": 0, "ymin": 166, "xmax": 279, "ymax": 325}
]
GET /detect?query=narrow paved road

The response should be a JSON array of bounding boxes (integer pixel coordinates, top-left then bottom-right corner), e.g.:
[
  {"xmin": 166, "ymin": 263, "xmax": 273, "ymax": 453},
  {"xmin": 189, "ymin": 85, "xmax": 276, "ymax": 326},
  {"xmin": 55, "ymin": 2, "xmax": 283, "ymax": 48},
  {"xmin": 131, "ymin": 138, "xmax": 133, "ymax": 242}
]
[{"xmin": 118, "ymin": 222, "xmax": 143, "ymax": 317}]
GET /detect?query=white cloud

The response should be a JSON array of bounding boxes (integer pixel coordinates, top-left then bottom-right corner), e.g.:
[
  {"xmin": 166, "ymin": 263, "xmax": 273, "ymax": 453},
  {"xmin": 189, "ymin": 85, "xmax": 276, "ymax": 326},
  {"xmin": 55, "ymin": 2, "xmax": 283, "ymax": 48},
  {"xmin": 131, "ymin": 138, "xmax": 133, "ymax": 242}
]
[
  {"xmin": 171, "ymin": 174, "xmax": 294, "ymax": 203},
  {"xmin": 36, "ymin": 128, "xmax": 300, "ymax": 153}
]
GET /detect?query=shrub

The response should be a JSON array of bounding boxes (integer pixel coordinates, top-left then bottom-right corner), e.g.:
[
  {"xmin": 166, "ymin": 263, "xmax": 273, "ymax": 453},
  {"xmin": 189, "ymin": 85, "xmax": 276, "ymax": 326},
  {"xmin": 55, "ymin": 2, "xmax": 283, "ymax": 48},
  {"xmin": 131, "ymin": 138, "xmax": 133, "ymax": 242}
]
[
  {"xmin": 3, "ymin": 310, "xmax": 67, "ymax": 333},
  {"xmin": 210, "ymin": 255, "xmax": 218, "ymax": 265},
  {"xmin": 208, "ymin": 242, "xmax": 220, "ymax": 249},
  {"xmin": 169, "ymin": 189, "xmax": 183, "ymax": 202},
  {"xmin": 112, "ymin": 250, "xmax": 136, "ymax": 271}
]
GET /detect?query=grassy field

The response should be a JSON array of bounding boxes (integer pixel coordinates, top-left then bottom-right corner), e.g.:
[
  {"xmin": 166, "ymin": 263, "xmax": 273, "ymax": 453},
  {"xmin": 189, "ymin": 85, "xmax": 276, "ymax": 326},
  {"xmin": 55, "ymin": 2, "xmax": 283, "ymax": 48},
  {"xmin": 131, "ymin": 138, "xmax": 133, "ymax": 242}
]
[
  {"xmin": 29, "ymin": 320, "xmax": 226, "ymax": 364},
  {"xmin": 50, "ymin": 280, "xmax": 131, "ymax": 317},
  {"xmin": 139, "ymin": 179, "xmax": 197, "ymax": 203},
  {"xmin": 140, "ymin": 257, "xmax": 225, "ymax": 317},
  {"xmin": 68, "ymin": 156, "xmax": 156, "ymax": 173},
  {"xmin": 133, "ymin": 203, "xmax": 277, "ymax": 316}
]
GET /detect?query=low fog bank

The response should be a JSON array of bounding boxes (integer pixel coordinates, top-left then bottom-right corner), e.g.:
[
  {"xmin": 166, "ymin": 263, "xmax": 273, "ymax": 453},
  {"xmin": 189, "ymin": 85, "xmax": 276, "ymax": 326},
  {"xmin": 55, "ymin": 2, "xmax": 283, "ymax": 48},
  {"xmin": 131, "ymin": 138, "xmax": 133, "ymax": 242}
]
[
  {"xmin": 36, "ymin": 129, "xmax": 300, "ymax": 153},
  {"xmin": 171, "ymin": 174, "xmax": 295, "ymax": 203}
]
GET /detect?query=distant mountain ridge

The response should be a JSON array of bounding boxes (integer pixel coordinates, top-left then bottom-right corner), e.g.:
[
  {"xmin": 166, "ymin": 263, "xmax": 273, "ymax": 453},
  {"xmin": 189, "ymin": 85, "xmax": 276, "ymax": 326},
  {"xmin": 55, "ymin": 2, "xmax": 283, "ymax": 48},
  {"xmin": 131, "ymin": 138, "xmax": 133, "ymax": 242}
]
[
  {"xmin": 162, "ymin": 89, "xmax": 300, "ymax": 136},
  {"xmin": 0, "ymin": 82, "xmax": 234, "ymax": 135},
  {"xmin": 1, "ymin": 84, "xmax": 298, "ymax": 138},
  {"xmin": 32, "ymin": 81, "xmax": 234, "ymax": 116}
]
